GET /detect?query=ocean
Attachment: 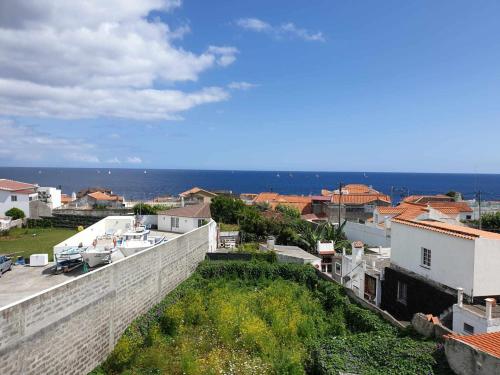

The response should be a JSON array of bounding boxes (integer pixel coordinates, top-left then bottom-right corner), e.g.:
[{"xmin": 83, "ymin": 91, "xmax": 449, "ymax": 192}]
[{"xmin": 1, "ymin": 167, "xmax": 499, "ymax": 201}]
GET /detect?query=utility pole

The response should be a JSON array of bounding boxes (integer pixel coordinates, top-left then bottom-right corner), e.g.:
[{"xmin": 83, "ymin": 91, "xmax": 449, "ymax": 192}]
[
  {"xmin": 338, "ymin": 181, "xmax": 343, "ymax": 226},
  {"xmin": 477, "ymin": 190, "xmax": 482, "ymax": 230}
]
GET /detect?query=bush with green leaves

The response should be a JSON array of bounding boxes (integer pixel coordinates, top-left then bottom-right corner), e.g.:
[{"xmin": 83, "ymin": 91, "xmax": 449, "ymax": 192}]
[
  {"xmin": 5, "ymin": 207, "xmax": 25, "ymax": 220},
  {"xmin": 95, "ymin": 261, "xmax": 451, "ymax": 375},
  {"xmin": 132, "ymin": 203, "xmax": 168, "ymax": 215}
]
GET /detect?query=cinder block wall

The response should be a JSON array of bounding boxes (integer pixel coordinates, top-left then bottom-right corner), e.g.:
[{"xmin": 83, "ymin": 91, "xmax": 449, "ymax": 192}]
[{"xmin": 0, "ymin": 221, "xmax": 215, "ymax": 375}]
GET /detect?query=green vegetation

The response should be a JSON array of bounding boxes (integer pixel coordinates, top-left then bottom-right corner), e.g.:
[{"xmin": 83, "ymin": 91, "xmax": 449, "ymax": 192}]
[
  {"xmin": 94, "ymin": 261, "xmax": 451, "ymax": 375},
  {"xmin": 470, "ymin": 211, "xmax": 500, "ymax": 232},
  {"xmin": 133, "ymin": 203, "xmax": 170, "ymax": 215},
  {"xmin": 5, "ymin": 207, "xmax": 25, "ymax": 220},
  {"xmin": 210, "ymin": 196, "xmax": 349, "ymax": 253},
  {"xmin": 0, "ymin": 227, "xmax": 76, "ymax": 260},
  {"xmin": 219, "ymin": 222, "xmax": 239, "ymax": 231}
]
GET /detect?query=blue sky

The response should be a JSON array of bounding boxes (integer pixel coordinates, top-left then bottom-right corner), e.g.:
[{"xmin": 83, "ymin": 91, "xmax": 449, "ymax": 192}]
[{"xmin": 1, "ymin": 0, "xmax": 500, "ymax": 173}]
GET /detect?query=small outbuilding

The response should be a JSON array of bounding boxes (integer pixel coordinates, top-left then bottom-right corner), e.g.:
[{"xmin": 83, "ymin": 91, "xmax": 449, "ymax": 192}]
[{"xmin": 158, "ymin": 203, "xmax": 211, "ymax": 233}]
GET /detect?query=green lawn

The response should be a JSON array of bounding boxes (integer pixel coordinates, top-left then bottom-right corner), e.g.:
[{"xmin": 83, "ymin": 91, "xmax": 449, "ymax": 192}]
[{"xmin": 0, "ymin": 227, "xmax": 76, "ymax": 261}]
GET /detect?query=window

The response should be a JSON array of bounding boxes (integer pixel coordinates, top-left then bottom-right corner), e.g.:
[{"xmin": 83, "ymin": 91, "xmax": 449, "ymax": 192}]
[
  {"xmin": 463, "ymin": 323, "xmax": 474, "ymax": 334},
  {"xmin": 421, "ymin": 248, "xmax": 431, "ymax": 268},
  {"xmin": 171, "ymin": 217, "xmax": 179, "ymax": 228},
  {"xmin": 197, "ymin": 219, "xmax": 204, "ymax": 227},
  {"xmin": 397, "ymin": 281, "xmax": 408, "ymax": 305},
  {"xmin": 11, "ymin": 195, "xmax": 17, "ymax": 202},
  {"xmin": 335, "ymin": 262, "xmax": 342, "ymax": 276},
  {"xmin": 29, "ymin": 196, "xmax": 33, "ymax": 201},
  {"xmin": 466, "ymin": 215, "xmax": 472, "ymax": 220}
]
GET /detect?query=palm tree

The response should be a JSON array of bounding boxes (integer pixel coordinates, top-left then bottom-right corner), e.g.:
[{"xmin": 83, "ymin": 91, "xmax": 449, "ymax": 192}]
[{"xmin": 298, "ymin": 220, "xmax": 350, "ymax": 253}]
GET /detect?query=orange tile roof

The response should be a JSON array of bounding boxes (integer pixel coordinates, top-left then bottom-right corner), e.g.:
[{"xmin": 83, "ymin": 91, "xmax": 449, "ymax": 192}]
[
  {"xmin": 253, "ymin": 193, "xmax": 312, "ymax": 214},
  {"xmin": 377, "ymin": 207, "xmax": 407, "ymax": 214},
  {"xmin": 88, "ymin": 191, "xmax": 122, "ymax": 201},
  {"xmin": 428, "ymin": 201, "xmax": 473, "ymax": 213},
  {"xmin": 180, "ymin": 187, "xmax": 217, "ymax": 197},
  {"xmin": 331, "ymin": 194, "xmax": 391, "ymax": 205},
  {"xmin": 61, "ymin": 194, "xmax": 73, "ymax": 203},
  {"xmin": 446, "ymin": 331, "xmax": 500, "ymax": 358},
  {"xmin": 403, "ymin": 194, "xmax": 454, "ymax": 204},
  {"xmin": 392, "ymin": 218, "xmax": 500, "ymax": 240}
]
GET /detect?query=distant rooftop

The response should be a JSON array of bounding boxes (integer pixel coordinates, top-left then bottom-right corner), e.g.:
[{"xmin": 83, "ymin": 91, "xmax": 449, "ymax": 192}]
[{"xmin": 0, "ymin": 179, "xmax": 37, "ymax": 193}]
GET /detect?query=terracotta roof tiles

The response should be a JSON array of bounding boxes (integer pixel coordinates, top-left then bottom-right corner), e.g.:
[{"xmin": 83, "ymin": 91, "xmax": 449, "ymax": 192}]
[
  {"xmin": 0, "ymin": 179, "xmax": 37, "ymax": 193},
  {"xmin": 446, "ymin": 331, "xmax": 500, "ymax": 358},
  {"xmin": 392, "ymin": 218, "xmax": 500, "ymax": 240}
]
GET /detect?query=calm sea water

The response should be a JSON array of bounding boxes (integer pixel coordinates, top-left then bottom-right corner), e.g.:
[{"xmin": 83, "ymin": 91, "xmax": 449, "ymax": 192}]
[{"xmin": 1, "ymin": 167, "xmax": 499, "ymax": 201}]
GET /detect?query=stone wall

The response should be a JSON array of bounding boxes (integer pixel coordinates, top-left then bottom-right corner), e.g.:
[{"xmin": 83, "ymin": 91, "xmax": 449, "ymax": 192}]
[{"xmin": 0, "ymin": 221, "xmax": 216, "ymax": 375}]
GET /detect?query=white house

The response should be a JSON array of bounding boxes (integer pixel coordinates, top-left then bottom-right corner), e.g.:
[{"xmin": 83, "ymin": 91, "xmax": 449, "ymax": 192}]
[
  {"xmin": 37, "ymin": 186, "xmax": 62, "ymax": 209},
  {"xmin": 382, "ymin": 218, "xmax": 500, "ymax": 322},
  {"xmin": 341, "ymin": 241, "xmax": 390, "ymax": 307},
  {"xmin": 158, "ymin": 203, "xmax": 211, "ymax": 233},
  {"xmin": 452, "ymin": 289, "xmax": 500, "ymax": 335},
  {"xmin": 0, "ymin": 179, "xmax": 38, "ymax": 217}
]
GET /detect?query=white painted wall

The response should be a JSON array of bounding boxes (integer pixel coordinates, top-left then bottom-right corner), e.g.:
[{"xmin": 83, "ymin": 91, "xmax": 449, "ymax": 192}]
[
  {"xmin": 53, "ymin": 216, "xmax": 135, "ymax": 255},
  {"xmin": 473, "ymin": 238, "xmax": 500, "ymax": 296},
  {"xmin": 38, "ymin": 187, "xmax": 62, "ymax": 209},
  {"xmin": 344, "ymin": 221, "xmax": 390, "ymax": 247},
  {"xmin": 391, "ymin": 221, "xmax": 476, "ymax": 296},
  {"xmin": 0, "ymin": 190, "xmax": 37, "ymax": 217},
  {"xmin": 453, "ymin": 304, "xmax": 500, "ymax": 335},
  {"xmin": 158, "ymin": 214, "xmax": 207, "ymax": 233}
]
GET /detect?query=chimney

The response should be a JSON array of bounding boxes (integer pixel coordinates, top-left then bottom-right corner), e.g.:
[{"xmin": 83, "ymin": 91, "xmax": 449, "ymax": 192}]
[
  {"xmin": 267, "ymin": 236, "xmax": 275, "ymax": 251},
  {"xmin": 457, "ymin": 288, "xmax": 464, "ymax": 308},
  {"xmin": 351, "ymin": 241, "xmax": 364, "ymax": 263},
  {"xmin": 485, "ymin": 298, "xmax": 496, "ymax": 320},
  {"xmin": 181, "ymin": 196, "xmax": 185, "ymax": 207}
]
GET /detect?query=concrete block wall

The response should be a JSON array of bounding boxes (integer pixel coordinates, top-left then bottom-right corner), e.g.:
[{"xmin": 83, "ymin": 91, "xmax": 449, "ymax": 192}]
[{"xmin": 0, "ymin": 220, "xmax": 216, "ymax": 375}]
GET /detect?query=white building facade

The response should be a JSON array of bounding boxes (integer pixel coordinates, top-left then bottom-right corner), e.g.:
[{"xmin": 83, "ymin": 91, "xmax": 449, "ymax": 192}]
[{"xmin": 158, "ymin": 203, "xmax": 211, "ymax": 234}]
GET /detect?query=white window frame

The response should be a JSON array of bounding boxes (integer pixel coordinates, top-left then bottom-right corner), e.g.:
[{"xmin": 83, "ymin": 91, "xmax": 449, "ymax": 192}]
[
  {"xmin": 397, "ymin": 281, "xmax": 407, "ymax": 305},
  {"xmin": 171, "ymin": 216, "xmax": 179, "ymax": 229},
  {"xmin": 421, "ymin": 247, "xmax": 431, "ymax": 268},
  {"xmin": 11, "ymin": 195, "xmax": 17, "ymax": 202}
]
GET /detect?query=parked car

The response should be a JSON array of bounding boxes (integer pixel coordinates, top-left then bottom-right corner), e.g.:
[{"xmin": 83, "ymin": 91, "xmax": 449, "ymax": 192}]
[{"xmin": 0, "ymin": 255, "xmax": 12, "ymax": 276}]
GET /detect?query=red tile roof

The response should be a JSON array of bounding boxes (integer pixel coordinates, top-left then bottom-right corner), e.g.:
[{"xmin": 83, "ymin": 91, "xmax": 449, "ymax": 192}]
[
  {"xmin": 427, "ymin": 201, "xmax": 473, "ymax": 213},
  {"xmin": 322, "ymin": 184, "xmax": 391, "ymax": 205},
  {"xmin": 88, "ymin": 191, "xmax": 123, "ymax": 201},
  {"xmin": 159, "ymin": 203, "xmax": 211, "ymax": 218},
  {"xmin": 0, "ymin": 179, "xmax": 37, "ymax": 193},
  {"xmin": 392, "ymin": 218, "xmax": 500, "ymax": 240},
  {"xmin": 253, "ymin": 192, "xmax": 313, "ymax": 214},
  {"xmin": 180, "ymin": 187, "xmax": 217, "ymax": 198},
  {"xmin": 446, "ymin": 331, "xmax": 500, "ymax": 358},
  {"xmin": 403, "ymin": 194, "xmax": 454, "ymax": 204}
]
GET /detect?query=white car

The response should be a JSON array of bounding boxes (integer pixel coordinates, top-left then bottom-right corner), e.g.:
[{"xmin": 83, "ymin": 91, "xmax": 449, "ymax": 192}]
[{"xmin": 0, "ymin": 255, "xmax": 12, "ymax": 277}]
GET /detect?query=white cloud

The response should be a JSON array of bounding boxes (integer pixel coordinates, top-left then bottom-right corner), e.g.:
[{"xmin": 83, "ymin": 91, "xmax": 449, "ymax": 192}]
[
  {"xmin": 0, "ymin": 119, "xmax": 98, "ymax": 163},
  {"xmin": 236, "ymin": 18, "xmax": 271, "ymax": 32},
  {"xmin": 106, "ymin": 157, "xmax": 121, "ymax": 164},
  {"xmin": 228, "ymin": 81, "xmax": 259, "ymax": 90},
  {"xmin": 126, "ymin": 156, "xmax": 143, "ymax": 164},
  {"xmin": 0, "ymin": 0, "xmax": 237, "ymax": 120},
  {"xmin": 236, "ymin": 17, "xmax": 325, "ymax": 42}
]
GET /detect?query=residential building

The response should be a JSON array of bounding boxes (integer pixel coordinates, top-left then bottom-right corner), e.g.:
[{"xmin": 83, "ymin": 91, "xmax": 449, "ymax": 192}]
[
  {"xmin": 467, "ymin": 199, "xmax": 500, "ymax": 221},
  {"xmin": 382, "ymin": 219, "xmax": 500, "ymax": 321},
  {"xmin": 322, "ymin": 184, "xmax": 391, "ymax": 222},
  {"xmin": 0, "ymin": 179, "xmax": 38, "ymax": 217},
  {"xmin": 69, "ymin": 190, "xmax": 125, "ymax": 209},
  {"xmin": 158, "ymin": 203, "xmax": 211, "ymax": 233},
  {"xmin": 180, "ymin": 187, "xmax": 218, "ymax": 204},
  {"xmin": 445, "ymin": 331, "xmax": 500, "ymax": 375},
  {"xmin": 239, "ymin": 193, "xmax": 258, "ymax": 205},
  {"xmin": 340, "ymin": 241, "xmax": 390, "ymax": 307},
  {"xmin": 402, "ymin": 194, "xmax": 455, "ymax": 204},
  {"xmin": 37, "ymin": 186, "xmax": 62, "ymax": 209},
  {"xmin": 252, "ymin": 192, "xmax": 312, "ymax": 214},
  {"xmin": 452, "ymin": 290, "xmax": 500, "ymax": 335}
]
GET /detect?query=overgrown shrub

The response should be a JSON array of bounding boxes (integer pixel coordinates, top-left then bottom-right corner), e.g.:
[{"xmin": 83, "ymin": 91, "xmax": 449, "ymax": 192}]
[{"xmin": 95, "ymin": 261, "xmax": 451, "ymax": 375}]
